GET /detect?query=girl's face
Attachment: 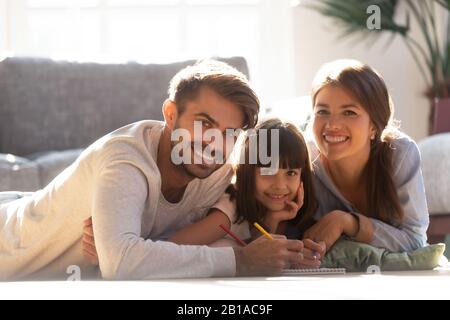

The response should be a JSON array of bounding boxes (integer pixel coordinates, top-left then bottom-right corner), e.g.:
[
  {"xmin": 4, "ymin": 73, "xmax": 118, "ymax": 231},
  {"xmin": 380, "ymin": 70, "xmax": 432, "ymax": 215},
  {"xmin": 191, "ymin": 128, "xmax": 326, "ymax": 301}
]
[
  {"xmin": 312, "ymin": 85, "xmax": 376, "ymax": 163},
  {"xmin": 254, "ymin": 167, "xmax": 301, "ymax": 211}
]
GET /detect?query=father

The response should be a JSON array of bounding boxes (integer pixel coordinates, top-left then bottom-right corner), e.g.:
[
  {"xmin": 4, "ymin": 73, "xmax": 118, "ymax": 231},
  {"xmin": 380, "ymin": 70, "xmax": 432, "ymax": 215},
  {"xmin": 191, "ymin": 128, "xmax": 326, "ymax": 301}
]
[{"xmin": 0, "ymin": 60, "xmax": 306, "ymax": 280}]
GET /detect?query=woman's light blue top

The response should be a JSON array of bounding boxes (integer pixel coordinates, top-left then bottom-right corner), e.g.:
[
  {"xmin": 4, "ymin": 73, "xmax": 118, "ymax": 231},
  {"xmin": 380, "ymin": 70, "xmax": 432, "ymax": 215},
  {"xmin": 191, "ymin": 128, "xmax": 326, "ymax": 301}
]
[{"xmin": 310, "ymin": 131, "xmax": 429, "ymax": 252}]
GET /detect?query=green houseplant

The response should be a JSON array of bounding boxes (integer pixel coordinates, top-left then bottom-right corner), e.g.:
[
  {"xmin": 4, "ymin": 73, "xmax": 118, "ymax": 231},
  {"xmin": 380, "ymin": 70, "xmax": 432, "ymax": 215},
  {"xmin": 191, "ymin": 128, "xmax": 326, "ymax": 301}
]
[{"xmin": 307, "ymin": 0, "xmax": 450, "ymax": 134}]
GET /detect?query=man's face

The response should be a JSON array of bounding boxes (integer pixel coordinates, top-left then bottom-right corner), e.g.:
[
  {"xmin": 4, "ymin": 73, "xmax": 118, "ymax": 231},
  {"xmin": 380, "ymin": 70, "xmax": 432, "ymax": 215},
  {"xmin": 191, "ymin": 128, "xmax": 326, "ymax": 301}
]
[{"xmin": 171, "ymin": 86, "xmax": 246, "ymax": 179}]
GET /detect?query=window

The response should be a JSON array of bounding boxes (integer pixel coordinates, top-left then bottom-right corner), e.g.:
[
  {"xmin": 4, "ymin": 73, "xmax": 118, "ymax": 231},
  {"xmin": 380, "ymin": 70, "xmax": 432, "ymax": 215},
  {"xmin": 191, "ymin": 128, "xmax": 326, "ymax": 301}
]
[{"xmin": 1, "ymin": 0, "xmax": 296, "ymax": 107}]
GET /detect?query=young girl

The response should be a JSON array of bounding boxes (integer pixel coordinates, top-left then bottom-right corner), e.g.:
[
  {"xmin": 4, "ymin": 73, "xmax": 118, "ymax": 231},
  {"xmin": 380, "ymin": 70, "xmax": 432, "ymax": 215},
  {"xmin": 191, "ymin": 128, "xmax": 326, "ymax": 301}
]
[{"xmin": 167, "ymin": 118, "xmax": 318, "ymax": 248}]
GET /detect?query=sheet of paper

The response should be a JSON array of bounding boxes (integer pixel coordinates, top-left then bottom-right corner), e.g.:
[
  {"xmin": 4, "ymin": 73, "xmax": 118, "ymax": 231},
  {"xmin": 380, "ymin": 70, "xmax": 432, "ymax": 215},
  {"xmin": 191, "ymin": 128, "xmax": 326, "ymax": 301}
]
[{"xmin": 281, "ymin": 268, "xmax": 346, "ymax": 276}]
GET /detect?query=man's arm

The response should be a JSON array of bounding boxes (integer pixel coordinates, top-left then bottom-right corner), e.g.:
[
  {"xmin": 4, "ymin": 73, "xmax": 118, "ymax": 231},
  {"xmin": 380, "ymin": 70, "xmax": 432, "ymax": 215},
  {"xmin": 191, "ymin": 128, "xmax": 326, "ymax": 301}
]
[
  {"xmin": 91, "ymin": 162, "xmax": 236, "ymax": 280},
  {"xmin": 82, "ymin": 209, "xmax": 232, "ymax": 264},
  {"xmin": 87, "ymin": 162, "xmax": 309, "ymax": 279}
]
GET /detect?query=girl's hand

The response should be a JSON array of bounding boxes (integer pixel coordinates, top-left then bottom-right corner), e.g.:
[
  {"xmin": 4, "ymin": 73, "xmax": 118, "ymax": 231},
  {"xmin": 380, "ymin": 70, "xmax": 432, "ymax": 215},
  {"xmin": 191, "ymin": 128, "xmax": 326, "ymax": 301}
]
[
  {"xmin": 303, "ymin": 210, "xmax": 354, "ymax": 251},
  {"xmin": 264, "ymin": 182, "xmax": 304, "ymax": 233}
]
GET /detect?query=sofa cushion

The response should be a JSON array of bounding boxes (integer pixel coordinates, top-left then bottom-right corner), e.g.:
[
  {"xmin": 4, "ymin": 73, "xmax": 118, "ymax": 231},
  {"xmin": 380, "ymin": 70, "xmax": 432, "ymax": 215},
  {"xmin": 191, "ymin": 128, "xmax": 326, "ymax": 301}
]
[
  {"xmin": 418, "ymin": 133, "xmax": 450, "ymax": 214},
  {"xmin": 29, "ymin": 149, "xmax": 83, "ymax": 187},
  {"xmin": 0, "ymin": 153, "xmax": 40, "ymax": 191}
]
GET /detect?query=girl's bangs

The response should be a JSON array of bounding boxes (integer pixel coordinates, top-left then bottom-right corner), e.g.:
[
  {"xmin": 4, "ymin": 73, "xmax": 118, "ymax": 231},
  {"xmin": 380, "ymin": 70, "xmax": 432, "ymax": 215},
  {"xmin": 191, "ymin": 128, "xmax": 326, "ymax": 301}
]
[{"xmin": 254, "ymin": 125, "xmax": 308, "ymax": 170}]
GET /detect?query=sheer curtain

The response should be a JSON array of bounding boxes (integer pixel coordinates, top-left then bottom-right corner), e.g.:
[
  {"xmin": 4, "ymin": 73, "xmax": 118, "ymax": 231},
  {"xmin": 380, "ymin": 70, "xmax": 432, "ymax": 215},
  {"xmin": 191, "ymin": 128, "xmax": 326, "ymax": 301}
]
[{"xmin": 1, "ymin": 0, "xmax": 296, "ymax": 108}]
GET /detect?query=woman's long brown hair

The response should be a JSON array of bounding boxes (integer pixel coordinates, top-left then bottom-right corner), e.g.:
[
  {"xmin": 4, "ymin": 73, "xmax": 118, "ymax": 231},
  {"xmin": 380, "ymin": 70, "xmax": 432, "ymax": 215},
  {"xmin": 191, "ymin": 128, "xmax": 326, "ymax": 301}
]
[
  {"xmin": 312, "ymin": 60, "xmax": 404, "ymax": 225},
  {"xmin": 228, "ymin": 118, "xmax": 317, "ymax": 230}
]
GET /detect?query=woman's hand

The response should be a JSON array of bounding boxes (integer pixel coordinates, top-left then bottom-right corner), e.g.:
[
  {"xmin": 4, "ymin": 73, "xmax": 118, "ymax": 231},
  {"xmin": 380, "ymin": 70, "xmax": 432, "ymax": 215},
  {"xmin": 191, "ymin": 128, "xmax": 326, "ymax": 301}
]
[
  {"xmin": 264, "ymin": 182, "xmax": 304, "ymax": 233},
  {"xmin": 292, "ymin": 239, "xmax": 326, "ymax": 269},
  {"xmin": 303, "ymin": 210, "xmax": 357, "ymax": 251},
  {"xmin": 82, "ymin": 217, "xmax": 99, "ymax": 265}
]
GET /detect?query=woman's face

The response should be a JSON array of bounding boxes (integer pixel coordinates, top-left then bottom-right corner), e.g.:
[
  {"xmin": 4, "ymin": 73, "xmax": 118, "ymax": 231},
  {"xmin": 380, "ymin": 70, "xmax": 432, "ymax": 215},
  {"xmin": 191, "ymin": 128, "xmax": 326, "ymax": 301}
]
[
  {"xmin": 312, "ymin": 85, "xmax": 376, "ymax": 163},
  {"xmin": 254, "ymin": 167, "xmax": 301, "ymax": 211}
]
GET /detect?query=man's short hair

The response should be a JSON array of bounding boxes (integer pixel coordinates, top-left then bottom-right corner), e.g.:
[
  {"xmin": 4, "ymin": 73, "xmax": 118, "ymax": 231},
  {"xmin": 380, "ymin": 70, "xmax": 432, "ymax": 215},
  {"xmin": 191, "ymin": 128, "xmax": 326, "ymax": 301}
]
[{"xmin": 168, "ymin": 60, "xmax": 259, "ymax": 129}]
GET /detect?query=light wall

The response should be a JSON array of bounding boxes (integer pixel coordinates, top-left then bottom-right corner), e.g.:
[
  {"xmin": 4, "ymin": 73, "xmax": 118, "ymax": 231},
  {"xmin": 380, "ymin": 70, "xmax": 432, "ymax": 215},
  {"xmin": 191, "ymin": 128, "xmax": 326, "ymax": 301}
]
[
  {"xmin": 0, "ymin": 0, "xmax": 8, "ymax": 54},
  {"xmin": 291, "ymin": 4, "xmax": 444, "ymax": 141}
]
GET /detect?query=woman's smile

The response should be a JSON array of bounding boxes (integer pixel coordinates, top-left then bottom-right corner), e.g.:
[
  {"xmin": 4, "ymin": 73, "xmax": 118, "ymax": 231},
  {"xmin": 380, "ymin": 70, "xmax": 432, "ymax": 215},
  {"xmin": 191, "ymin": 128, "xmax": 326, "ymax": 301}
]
[{"xmin": 322, "ymin": 133, "xmax": 350, "ymax": 145}]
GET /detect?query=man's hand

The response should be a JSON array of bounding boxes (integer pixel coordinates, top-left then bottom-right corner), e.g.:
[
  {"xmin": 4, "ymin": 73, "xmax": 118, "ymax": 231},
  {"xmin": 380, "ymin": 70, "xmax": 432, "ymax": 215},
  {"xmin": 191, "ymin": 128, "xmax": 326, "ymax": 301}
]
[
  {"xmin": 82, "ymin": 217, "xmax": 99, "ymax": 266},
  {"xmin": 234, "ymin": 235, "xmax": 313, "ymax": 276}
]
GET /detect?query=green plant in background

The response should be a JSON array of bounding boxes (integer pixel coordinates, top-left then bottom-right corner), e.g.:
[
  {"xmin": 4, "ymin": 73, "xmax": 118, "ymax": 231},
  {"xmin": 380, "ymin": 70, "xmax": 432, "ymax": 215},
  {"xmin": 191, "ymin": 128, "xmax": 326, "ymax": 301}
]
[{"xmin": 307, "ymin": 0, "xmax": 450, "ymax": 99}]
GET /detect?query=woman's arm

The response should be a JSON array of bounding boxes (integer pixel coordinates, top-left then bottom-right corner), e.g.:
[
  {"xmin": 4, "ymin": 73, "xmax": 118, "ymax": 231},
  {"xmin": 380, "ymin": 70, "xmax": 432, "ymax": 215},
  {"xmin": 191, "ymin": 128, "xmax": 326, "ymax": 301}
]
[
  {"xmin": 306, "ymin": 139, "xmax": 429, "ymax": 252},
  {"xmin": 303, "ymin": 210, "xmax": 364, "ymax": 251},
  {"xmin": 168, "ymin": 209, "xmax": 231, "ymax": 245}
]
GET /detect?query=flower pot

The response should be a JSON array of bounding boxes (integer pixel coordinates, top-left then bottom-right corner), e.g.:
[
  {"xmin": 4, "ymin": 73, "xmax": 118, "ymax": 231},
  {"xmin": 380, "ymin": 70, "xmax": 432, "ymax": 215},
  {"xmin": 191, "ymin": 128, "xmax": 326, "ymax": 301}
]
[{"xmin": 432, "ymin": 98, "xmax": 450, "ymax": 135}]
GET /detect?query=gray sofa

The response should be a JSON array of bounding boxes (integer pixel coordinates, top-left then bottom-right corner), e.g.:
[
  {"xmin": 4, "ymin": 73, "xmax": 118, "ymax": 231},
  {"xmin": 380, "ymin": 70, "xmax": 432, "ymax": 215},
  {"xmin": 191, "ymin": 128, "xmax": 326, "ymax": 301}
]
[{"xmin": 0, "ymin": 56, "xmax": 249, "ymax": 191}]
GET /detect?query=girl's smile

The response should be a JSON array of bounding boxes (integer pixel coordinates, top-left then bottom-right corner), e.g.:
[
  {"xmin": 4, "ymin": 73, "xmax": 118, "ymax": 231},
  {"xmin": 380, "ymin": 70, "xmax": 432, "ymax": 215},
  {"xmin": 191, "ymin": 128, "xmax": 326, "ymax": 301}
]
[{"xmin": 255, "ymin": 168, "xmax": 301, "ymax": 211}]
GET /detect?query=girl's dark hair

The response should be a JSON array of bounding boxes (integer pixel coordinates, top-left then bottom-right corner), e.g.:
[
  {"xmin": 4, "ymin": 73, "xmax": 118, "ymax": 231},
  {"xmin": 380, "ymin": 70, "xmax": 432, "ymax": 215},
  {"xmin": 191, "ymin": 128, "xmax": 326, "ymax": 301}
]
[
  {"xmin": 312, "ymin": 60, "xmax": 404, "ymax": 225},
  {"xmin": 228, "ymin": 118, "xmax": 317, "ymax": 230}
]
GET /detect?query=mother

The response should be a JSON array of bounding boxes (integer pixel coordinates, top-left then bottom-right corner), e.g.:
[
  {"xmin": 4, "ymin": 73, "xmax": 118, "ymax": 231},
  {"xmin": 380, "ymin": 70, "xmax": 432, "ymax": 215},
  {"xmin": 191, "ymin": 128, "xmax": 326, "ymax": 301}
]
[{"xmin": 303, "ymin": 59, "xmax": 429, "ymax": 253}]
